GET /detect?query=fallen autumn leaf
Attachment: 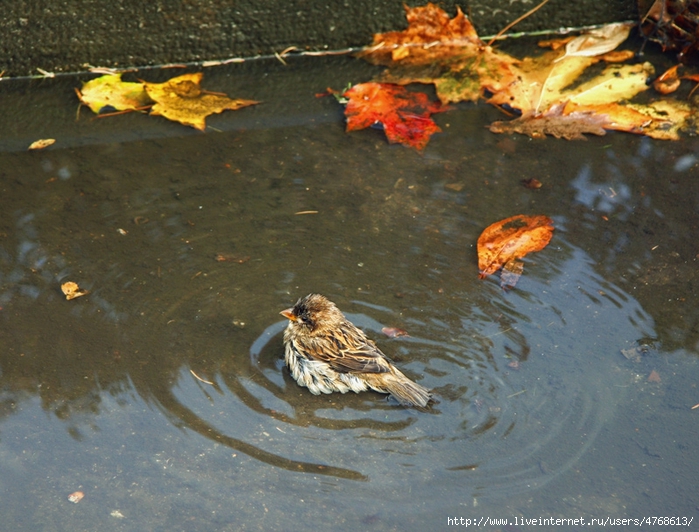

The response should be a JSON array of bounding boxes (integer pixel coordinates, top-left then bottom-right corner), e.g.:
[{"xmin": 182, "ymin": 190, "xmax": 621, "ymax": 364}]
[
  {"xmin": 28, "ymin": 139, "xmax": 56, "ymax": 150},
  {"xmin": 357, "ymin": 3, "xmax": 697, "ymax": 140},
  {"xmin": 490, "ymin": 102, "xmax": 609, "ymax": 140},
  {"xmin": 558, "ymin": 22, "xmax": 633, "ymax": 59},
  {"xmin": 143, "ymin": 72, "xmax": 259, "ymax": 130},
  {"xmin": 77, "ymin": 73, "xmax": 152, "ymax": 113},
  {"xmin": 477, "ymin": 214, "xmax": 554, "ymax": 279},
  {"xmin": 67, "ymin": 491, "xmax": 84, "ymax": 503},
  {"xmin": 342, "ymin": 82, "xmax": 446, "ymax": 150},
  {"xmin": 61, "ymin": 281, "xmax": 89, "ymax": 300}
]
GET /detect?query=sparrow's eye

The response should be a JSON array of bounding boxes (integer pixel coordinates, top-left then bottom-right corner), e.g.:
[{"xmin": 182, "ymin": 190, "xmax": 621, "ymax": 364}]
[{"xmin": 298, "ymin": 311, "xmax": 314, "ymax": 328}]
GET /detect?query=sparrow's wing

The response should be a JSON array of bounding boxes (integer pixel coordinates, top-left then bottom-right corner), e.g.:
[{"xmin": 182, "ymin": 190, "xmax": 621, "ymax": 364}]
[{"xmin": 309, "ymin": 321, "xmax": 392, "ymax": 374}]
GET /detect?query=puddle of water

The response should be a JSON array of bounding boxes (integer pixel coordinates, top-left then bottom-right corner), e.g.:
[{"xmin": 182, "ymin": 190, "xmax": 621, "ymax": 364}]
[{"xmin": 0, "ymin": 52, "xmax": 698, "ymax": 530}]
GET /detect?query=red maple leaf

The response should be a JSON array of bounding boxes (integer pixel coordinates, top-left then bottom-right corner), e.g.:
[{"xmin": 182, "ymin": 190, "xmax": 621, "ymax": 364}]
[{"xmin": 342, "ymin": 82, "xmax": 446, "ymax": 150}]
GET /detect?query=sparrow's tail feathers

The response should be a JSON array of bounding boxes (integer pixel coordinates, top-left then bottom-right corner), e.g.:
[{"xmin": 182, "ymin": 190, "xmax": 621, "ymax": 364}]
[{"xmin": 366, "ymin": 370, "xmax": 432, "ymax": 408}]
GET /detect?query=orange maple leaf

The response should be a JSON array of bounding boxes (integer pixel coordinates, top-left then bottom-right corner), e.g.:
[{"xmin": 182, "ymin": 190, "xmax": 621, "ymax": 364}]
[
  {"xmin": 477, "ymin": 215, "xmax": 554, "ymax": 279},
  {"xmin": 359, "ymin": 3, "xmax": 520, "ymax": 105},
  {"xmin": 357, "ymin": 3, "xmax": 482, "ymax": 66},
  {"xmin": 342, "ymin": 82, "xmax": 446, "ymax": 150}
]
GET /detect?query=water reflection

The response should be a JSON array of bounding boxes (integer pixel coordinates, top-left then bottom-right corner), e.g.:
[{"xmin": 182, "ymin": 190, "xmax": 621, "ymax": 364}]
[
  {"xmin": 0, "ymin": 168, "xmax": 641, "ymax": 498},
  {"xmin": 0, "ymin": 58, "xmax": 697, "ymax": 527},
  {"xmin": 150, "ymin": 240, "xmax": 646, "ymax": 498}
]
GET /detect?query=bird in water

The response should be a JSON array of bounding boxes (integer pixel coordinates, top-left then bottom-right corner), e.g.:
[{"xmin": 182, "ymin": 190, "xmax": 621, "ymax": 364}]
[{"xmin": 280, "ymin": 294, "xmax": 432, "ymax": 407}]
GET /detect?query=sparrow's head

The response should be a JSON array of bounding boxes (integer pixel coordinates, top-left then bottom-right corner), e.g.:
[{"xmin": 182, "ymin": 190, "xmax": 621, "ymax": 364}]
[{"xmin": 280, "ymin": 294, "xmax": 344, "ymax": 335}]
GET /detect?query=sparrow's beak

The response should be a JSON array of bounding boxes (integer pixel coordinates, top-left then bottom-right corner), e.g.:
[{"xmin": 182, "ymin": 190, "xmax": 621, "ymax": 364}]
[{"xmin": 280, "ymin": 308, "xmax": 296, "ymax": 321}]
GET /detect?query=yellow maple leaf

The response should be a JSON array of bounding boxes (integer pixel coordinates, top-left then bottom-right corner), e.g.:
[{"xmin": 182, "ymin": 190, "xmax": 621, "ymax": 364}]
[
  {"xmin": 567, "ymin": 100, "xmax": 693, "ymax": 141},
  {"xmin": 143, "ymin": 73, "xmax": 259, "ymax": 130},
  {"xmin": 77, "ymin": 73, "xmax": 152, "ymax": 113},
  {"xmin": 565, "ymin": 62, "xmax": 654, "ymax": 106}
]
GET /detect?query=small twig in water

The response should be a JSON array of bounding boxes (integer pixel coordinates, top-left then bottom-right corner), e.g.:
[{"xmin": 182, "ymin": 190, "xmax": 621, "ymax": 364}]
[{"xmin": 190, "ymin": 369, "xmax": 214, "ymax": 385}]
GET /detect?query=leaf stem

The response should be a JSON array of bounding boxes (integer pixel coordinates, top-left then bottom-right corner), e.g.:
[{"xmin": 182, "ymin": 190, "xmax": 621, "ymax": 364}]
[{"xmin": 486, "ymin": 0, "xmax": 551, "ymax": 47}]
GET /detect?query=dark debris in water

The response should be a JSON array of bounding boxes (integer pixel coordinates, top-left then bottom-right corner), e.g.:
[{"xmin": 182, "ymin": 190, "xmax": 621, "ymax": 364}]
[{"xmin": 620, "ymin": 343, "xmax": 656, "ymax": 363}]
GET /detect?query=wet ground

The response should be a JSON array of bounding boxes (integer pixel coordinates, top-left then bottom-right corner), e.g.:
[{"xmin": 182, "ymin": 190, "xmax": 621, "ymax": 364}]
[{"xmin": 0, "ymin": 49, "xmax": 698, "ymax": 531}]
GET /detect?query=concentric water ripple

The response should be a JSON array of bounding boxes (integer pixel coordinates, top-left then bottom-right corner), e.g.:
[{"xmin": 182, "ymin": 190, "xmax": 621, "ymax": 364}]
[{"xmin": 163, "ymin": 243, "xmax": 648, "ymax": 504}]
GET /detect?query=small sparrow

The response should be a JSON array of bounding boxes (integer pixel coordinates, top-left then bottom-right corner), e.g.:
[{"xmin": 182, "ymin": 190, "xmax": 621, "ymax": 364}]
[{"xmin": 280, "ymin": 294, "xmax": 432, "ymax": 407}]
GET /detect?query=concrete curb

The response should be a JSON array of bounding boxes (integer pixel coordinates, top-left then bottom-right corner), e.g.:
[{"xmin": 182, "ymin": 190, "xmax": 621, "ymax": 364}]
[{"xmin": 1, "ymin": 1, "xmax": 637, "ymax": 78}]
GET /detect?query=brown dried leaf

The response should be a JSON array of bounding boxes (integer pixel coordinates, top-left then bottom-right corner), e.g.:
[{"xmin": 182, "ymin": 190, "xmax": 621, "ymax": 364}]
[
  {"xmin": 490, "ymin": 102, "xmax": 609, "ymax": 140},
  {"xmin": 537, "ymin": 36, "xmax": 575, "ymax": 50},
  {"xmin": 647, "ymin": 369, "xmax": 661, "ymax": 383},
  {"xmin": 654, "ymin": 65, "xmax": 682, "ymax": 94},
  {"xmin": 357, "ymin": 3, "xmax": 483, "ymax": 67},
  {"xmin": 521, "ymin": 178, "xmax": 542, "ymax": 189},
  {"xmin": 359, "ymin": 3, "xmax": 521, "ymax": 106},
  {"xmin": 598, "ymin": 50, "xmax": 636, "ymax": 62}
]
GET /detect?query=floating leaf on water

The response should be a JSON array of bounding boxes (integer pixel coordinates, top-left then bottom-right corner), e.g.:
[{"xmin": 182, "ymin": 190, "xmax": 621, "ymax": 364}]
[
  {"xmin": 654, "ymin": 65, "xmax": 682, "ymax": 94},
  {"xmin": 597, "ymin": 50, "xmax": 636, "ymax": 63},
  {"xmin": 61, "ymin": 281, "xmax": 89, "ymax": 300},
  {"xmin": 77, "ymin": 73, "xmax": 152, "ymax": 114},
  {"xmin": 382, "ymin": 327, "xmax": 410, "ymax": 338},
  {"xmin": 568, "ymin": 99, "xmax": 693, "ymax": 141},
  {"xmin": 647, "ymin": 370, "xmax": 662, "ymax": 383},
  {"xmin": 565, "ymin": 62, "xmax": 655, "ymax": 106},
  {"xmin": 341, "ymin": 82, "xmax": 446, "ymax": 150},
  {"xmin": 560, "ymin": 22, "xmax": 634, "ymax": 59},
  {"xmin": 490, "ymin": 102, "xmax": 610, "ymax": 140},
  {"xmin": 68, "ymin": 491, "xmax": 84, "ymax": 503},
  {"xmin": 521, "ymin": 178, "xmax": 542, "ymax": 189},
  {"xmin": 477, "ymin": 214, "xmax": 554, "ymax": 279},
  {"xmin": 357, "ymin": 6, "xmax": 695, "ymax": 140},
  {"xmin": 28, "ymin": 139, "xmax": 55, "ymax": 150},
  {"xmin": 357, "ymin": 3, "xmax": 483, "ymax": 67},
  {"xmin": 143, "ymin": 73, "xmax": 259, "ymax": 131}
]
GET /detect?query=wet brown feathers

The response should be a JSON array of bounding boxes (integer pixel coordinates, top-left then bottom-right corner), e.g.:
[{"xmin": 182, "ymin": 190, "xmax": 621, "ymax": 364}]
[{"xmin": 280, "ymin": 294, "xmax": 432, "ymax": 408}]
